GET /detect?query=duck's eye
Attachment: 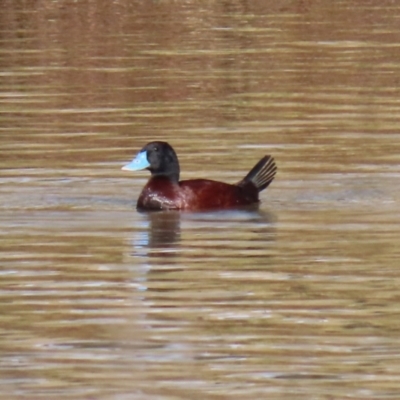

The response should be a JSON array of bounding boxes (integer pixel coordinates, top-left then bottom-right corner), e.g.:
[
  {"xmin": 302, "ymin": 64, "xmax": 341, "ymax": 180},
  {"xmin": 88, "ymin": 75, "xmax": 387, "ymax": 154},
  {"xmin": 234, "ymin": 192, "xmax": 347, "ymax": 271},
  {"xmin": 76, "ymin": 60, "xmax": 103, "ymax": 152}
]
[{"xmin": 153, "ymin": 147, "xmax": 158, "ymax": 152}]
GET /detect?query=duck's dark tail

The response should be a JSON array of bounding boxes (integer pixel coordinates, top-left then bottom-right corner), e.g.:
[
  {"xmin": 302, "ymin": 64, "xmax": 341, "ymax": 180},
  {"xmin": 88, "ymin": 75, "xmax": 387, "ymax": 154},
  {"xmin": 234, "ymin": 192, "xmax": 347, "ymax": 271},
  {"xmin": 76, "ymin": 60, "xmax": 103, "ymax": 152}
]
[{"xmin": 238, "ymin": 155, "xmax": 277, "ymax": 192}]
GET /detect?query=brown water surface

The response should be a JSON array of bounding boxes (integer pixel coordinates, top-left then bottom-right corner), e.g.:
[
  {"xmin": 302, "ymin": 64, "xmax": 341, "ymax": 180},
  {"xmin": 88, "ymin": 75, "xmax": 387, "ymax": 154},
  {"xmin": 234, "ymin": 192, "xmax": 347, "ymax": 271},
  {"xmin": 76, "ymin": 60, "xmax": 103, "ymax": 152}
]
[{"xmin": 1, "ymin": 1, "xmax": 400, "ymax": 399}]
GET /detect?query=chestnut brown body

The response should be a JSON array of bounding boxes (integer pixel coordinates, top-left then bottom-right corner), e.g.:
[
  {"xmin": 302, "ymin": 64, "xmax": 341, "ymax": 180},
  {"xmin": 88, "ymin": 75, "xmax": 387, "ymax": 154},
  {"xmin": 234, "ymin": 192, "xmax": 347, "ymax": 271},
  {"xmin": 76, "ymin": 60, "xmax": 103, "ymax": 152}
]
[{"xmin": 137, "ymin": 177, "xmax": 260, "ymax": 211}]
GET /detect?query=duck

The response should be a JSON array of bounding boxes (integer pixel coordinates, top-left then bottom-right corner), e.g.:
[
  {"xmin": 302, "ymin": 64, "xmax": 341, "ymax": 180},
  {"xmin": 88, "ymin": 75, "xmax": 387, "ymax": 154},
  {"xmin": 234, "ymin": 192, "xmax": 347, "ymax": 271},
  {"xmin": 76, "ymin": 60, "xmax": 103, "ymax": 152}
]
[{"xmin": 122, "ymin": 141, "xmax": 277, "ymax": 211}]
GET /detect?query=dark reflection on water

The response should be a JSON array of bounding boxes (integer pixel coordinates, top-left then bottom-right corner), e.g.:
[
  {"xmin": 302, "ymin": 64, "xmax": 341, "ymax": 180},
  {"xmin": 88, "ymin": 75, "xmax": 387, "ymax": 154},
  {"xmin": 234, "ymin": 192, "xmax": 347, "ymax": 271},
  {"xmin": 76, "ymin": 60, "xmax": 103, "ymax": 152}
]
[
  {"xmin": 133, "ymin": 207, "xmax": 275, "ymax": 249},
  {"xmin": 131, "ymin": 209, "xmax": 276, "ymax": 289},
  {"xmin": 136, "ymin": 210, "xmax": 182, "ymax": 250}
]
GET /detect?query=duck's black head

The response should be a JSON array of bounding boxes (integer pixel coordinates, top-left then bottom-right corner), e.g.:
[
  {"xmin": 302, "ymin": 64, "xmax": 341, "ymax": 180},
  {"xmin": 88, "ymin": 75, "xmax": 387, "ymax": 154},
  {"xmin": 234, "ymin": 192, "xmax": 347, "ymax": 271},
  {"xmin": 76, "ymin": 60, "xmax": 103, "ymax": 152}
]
[{"xmin": 122, "ymin": 141, "xmax": 180, "ymax": 183}]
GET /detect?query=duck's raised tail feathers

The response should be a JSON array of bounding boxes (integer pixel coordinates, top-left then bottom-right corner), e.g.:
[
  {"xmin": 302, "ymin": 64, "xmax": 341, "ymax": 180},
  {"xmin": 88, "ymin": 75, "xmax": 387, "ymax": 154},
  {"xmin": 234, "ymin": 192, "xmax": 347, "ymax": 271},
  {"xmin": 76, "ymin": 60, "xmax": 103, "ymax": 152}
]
[{"xmin": 238, "ymin": 155, "xmax": 277, "ymax": 192}]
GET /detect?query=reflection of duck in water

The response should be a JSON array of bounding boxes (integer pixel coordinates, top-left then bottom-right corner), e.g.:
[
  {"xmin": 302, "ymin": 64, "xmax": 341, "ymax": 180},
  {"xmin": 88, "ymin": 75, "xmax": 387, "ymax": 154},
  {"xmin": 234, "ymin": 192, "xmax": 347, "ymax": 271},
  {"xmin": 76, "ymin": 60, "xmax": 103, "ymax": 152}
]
[
  {"xmin": 122, "ymin": 141, "xmax": 277, "ymax": 211},
  {"xmin": 143, "ymin": 210, "xmax": 181, "ymax": 249}
]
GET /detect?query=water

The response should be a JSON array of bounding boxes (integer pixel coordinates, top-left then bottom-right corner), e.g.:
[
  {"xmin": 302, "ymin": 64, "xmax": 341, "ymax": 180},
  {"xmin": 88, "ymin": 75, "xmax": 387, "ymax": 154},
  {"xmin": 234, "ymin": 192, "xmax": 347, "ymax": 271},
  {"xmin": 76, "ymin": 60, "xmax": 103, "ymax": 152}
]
[{"xmin": 1, "ymin": 1, "xmax": 400, "ymax": 399}]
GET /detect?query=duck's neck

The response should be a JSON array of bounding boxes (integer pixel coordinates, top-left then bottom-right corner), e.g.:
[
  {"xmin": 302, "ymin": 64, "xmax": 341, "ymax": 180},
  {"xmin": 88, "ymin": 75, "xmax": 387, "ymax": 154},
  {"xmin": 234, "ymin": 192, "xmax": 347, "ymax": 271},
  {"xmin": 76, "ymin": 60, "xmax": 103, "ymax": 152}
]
[{"xmin": 151, "ymin": 163, "xmax": 180, "ymax": 184}]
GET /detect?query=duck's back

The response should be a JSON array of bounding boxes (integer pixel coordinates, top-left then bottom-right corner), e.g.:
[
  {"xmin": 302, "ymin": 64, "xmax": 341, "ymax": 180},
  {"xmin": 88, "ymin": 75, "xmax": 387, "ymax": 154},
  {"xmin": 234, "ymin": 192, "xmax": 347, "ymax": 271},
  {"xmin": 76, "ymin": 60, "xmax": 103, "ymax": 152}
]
[{"xmin": 179, "ymin": 179, "xmax": 258, "ymax": 210}]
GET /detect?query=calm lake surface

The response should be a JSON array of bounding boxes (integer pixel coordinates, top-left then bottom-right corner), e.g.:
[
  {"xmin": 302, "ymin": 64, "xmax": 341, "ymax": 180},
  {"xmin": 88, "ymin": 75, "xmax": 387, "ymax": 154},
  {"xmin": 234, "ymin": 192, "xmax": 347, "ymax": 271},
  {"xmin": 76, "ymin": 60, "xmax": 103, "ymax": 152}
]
[{"xmin": 1, "ymin": 1, "xmax": 400, "ymax": 399}]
